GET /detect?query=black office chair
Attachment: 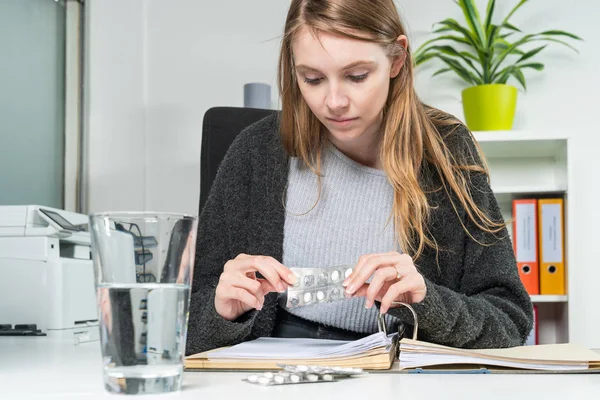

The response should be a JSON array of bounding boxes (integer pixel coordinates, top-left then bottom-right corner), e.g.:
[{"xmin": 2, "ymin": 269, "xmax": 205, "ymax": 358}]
[{"xmin": 199, "ymin": 107, "xmax": 277, "ymax": 212}]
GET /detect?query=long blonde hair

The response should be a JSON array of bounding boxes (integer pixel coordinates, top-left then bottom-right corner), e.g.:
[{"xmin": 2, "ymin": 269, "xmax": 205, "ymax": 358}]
[{"xmin": 277, "ymin": 0, "xmax": 505, "ymax": 261}]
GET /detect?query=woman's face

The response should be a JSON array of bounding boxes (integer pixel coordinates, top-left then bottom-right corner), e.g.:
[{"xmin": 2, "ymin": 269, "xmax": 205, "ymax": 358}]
[{"xmin": 292, "ymin": 27, "xmax": 405, "ymax": 147}]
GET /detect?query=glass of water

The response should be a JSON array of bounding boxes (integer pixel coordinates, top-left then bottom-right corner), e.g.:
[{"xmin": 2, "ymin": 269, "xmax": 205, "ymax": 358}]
[{"xmin": 89, "ymin": 212, "xmax": 198, "ymax": 395}]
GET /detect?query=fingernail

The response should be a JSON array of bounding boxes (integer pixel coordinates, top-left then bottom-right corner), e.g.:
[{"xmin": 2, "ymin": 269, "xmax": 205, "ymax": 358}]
[
  {"xmin": 342, "ymin": 279, "xmax": 349, "ymax": 287},
  {"xmin": 278, "ymin": 283, "xmax": 286, "ymax": 293},
  {"xmin": 346, "ymin": 284, "xmax": 355, "ymax": 294},
  {"xmin": 288, "ymin": 272, "xmax": 297, "ymax": 285},
  {"xmin": 365, "ymin": 300, "xmax": 372, "ymax": 309},
  {"xmin": 256, "ymin": 303, "xmax": 262, "ymax": 310}
]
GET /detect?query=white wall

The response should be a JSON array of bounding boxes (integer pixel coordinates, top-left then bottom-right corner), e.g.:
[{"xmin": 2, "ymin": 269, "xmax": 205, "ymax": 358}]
[
  {"xmin": 85, "ymin": 0, "xmax": 147, "ymax": 212},
  {"xmin": 143, "ymin": 0, "xmax": 289, "ymax": 214},
  {"xmin": 86, "ymin": 0, "xmax": 600, "ymax": 346}
]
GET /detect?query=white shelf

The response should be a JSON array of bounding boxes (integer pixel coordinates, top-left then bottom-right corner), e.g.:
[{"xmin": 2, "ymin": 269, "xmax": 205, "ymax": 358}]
[
  {"xmin": 492, "ymin": 184, "xmax": 567, "ymax": 195},
  {"xmin": 493, "ymin": 184, "xmax": 567, "ymax": 204},
  {"xmin": 474, "ymin": 129, "xmax": 572, "ymax": 345},
  {"xmin": 473, "ymin": 130, "xmax": 568, "ymax": 159},
  {"xmin": 473, "ymin": 130, "xmax": 569, "ymax": 142},
  {"xmin": 530, "ymin": 295, "xmax": 568, "ymax": 303}
]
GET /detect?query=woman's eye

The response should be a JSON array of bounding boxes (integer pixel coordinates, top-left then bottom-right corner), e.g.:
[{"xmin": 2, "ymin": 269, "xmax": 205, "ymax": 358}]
[
  {"xmin": 303, "ymin": 77, "xmax": 323, "ymax": 85},
  {"xmin": 348, "ymin": 73, "xmax": 368, "ymax": 82},
  {"xmin": 302, "ymin": 73, "xmax": 368, "ymax": 85}
]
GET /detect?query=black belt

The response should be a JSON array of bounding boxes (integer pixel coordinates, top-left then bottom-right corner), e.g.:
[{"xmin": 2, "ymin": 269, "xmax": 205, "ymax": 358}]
[{"xmin": 272, "ymin": 307, "xmax": 370, "ymax": 341}]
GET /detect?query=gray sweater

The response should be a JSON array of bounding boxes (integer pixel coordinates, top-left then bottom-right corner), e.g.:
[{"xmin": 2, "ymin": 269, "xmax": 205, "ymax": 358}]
[
  {"xmin": 186, "ymin": 113, "xmax": 533, "ymax": 355},
  {"xmin": 282, "ymin": 141, "xmax": 399, "ymax": 333}
]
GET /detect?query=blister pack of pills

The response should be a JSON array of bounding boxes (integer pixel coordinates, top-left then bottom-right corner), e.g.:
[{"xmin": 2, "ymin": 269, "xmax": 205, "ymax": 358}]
[
  {"xmin": 286, "ymin": 265, "xmax": 354, "ymax": 308},
  {"xmin": 279, "ymin": 364, "xmax": 364, "ymax": 376},
  {"xmin": 243, "ymin": 365, "xmax": 364, "ymax": 386},
  {"xmin": 243, "ymin": 370, "xmax": 334, "ymax": 386}
]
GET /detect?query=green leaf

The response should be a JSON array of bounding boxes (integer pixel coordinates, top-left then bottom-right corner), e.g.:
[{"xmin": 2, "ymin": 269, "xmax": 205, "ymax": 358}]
[
  {"xmin": 517, "ymin": 62, "xmax": 544, "ymax": 71},
  {"xmin": 461, "ymin": 51, "xmax": 480, "ymax": 62},
  {"xmin": 414, "ymin": 34, "xmax": 471, "ymax": 54},
  {"xmin": 538, "ymin": 30, "xmax": 583, "ymax": 41},
  {"xmin": 502, "ymin": 0, "xmax": 529, "ymax": 25},
  {"xmin": 490, "ymin": 34, "xmax": 534, "ymax": 77},
  {"xmin": 516, "ymin": 45, "xmax": 547, "ymax": 63},
  {"xmin": 413, "ymin": 51, "xmax": 439, "ymax": 65},
  {"xmin": 422, "ymin": 45, "xmax": 483, "ymax": 78},
  {"xmin": 494, "ymin": 65, "xmax": 521, "ymax": 87},
  {"xmin": 495, "ymin": 67, "xmax": 512, "ymax": 84},
  {"xmin": 501, "ymin": 22, "xmax": 521, "ymax": 32},
  {"xmin": 433, "ymin": 19, "xmax": 489, "ymax": 67},
  {"xmin": 499, "ymin": 32, "xmax": 515, "ymax": 40},
  {"xmin": 510, "ymin": 67, "xmax": 527, "ymax": 90},
  {"xmin": 433, "ymin": 20, "xmax": 487, "ymax": 65},
  {"xmin": 436, "ymin": 54, "xmax": 483, "ymax": 85},
  {"xmin": 433, "ymin": 27, "xmax": 455, "ymax": 33},
  {"xmin": 434, "ymin": 18, "xmax": 480, "ymax": 46},
  {"xmin": 529, "ymin": 35, "xmax": 580, "ymax": 52},
  {"xmin": 413, "ymin": 35, "xmax": 474, "ymax": 65},
  {"xmin": 432, "ymin": 68, "xmax": 452, "ymax": 77},
  {"xmin": 492, "ymin": 62, "xmax": 544, "ymax": 82},
  {"xmin": 492, "ymin": 38, "xmax": 524, "ymax": 55},
  {"xmin": 486, "ymin": 24, "xmax": 500, "ymax": 49},
  {"xmin": 484, "ymin": 0, "xmax": 495, "ymax": 31},
  {"xmin": 459, "ymin": 0, "xmax": 487, "ymax": 48}
]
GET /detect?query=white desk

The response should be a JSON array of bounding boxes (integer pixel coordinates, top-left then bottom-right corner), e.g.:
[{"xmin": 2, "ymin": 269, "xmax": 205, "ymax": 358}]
[{"xmin": 2, "ymin": 337, "xmax": 600, "ymax": 399}]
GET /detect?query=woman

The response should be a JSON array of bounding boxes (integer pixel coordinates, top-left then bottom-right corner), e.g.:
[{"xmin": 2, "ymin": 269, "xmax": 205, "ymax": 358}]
[{"xmin": 186, "ymin": 0, "xmax": 533, "ymax": 355}]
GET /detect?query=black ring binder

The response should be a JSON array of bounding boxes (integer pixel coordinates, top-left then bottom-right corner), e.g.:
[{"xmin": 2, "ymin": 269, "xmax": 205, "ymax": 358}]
[{"xmin": 375, "ymin": 301, "xmax": 418, "ymax": 340}]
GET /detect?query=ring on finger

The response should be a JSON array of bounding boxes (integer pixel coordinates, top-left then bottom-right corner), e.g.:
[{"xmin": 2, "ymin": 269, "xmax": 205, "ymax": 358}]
[{"xmin": 394, "ymin": 265, "xmax": 402, "ymax": 280}]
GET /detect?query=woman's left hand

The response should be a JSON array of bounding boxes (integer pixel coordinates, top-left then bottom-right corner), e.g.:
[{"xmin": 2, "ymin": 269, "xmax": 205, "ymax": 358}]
[{"xmin": 343, "ymin": 251, "xmax": 427, "ymax": 314}]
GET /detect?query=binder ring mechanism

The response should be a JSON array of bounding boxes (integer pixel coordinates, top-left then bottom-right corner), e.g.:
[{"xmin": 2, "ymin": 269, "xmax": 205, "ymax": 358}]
[{"xmin": 376, "ymin": 301, "xmax": 418, "ymax": 340}]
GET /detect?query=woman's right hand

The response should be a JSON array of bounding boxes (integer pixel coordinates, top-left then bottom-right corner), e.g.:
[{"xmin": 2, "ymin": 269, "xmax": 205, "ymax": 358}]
[{"xmin": 214, "ymin": 254, "xmax": 297, "ymax": 321}]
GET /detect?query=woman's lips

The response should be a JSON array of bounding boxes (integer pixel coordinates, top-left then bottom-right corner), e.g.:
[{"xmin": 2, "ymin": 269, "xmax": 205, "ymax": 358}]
[{"xmin": 327, "ymin": 117, "xmax": 358, "ymax": 127}]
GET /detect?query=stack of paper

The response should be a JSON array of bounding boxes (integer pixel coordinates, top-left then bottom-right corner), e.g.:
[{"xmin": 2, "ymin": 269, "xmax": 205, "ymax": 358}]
[
  {"xmin": 185, "ymin": 332, "xmax": 398, "ymax": 370},
  {"xmin": 398, "ymin": 339, "xmax": 600, "ymax": 373}
]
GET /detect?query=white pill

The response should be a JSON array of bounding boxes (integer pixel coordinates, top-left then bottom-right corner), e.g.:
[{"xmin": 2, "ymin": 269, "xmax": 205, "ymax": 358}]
[
  {"xmin": 263, "ymin": 372, "xmax": 274, "ymax": 378},
  {"xmin": 322, "ymin": 374, "xmax": 333, "ymax": 381},
  {"xmin": 306, "ymin": 374, "xmax": 319, "ymax": 382},
  {"xmin": 289, "ymin": 296, "xmax": 300, "ymax": 307},
  {"xmin": 297, "ymin": 365, "xmax": 309, "ymax": 372},
  {"xmin": 274, "ymin": 375, "xmax": 286, "ymax": 384},
  {"xmin": 290, "ymin": 374, "xmax": 301, "ymax": 383},
  {"xmin": 258, "ymin": 376, "xmax": 272, "ymax": 385},
  {"xmin": 344, "ymin": 268, "xmax": 353, "ymax": 278},
  {"xmin": 316, "ymin": 291, "xmax": 325, "ymax": 301},
  {"xmin": 331, "ymin": 270, "xmax": 340, "ymax": 281},
  {"xmin": 246, "ymin": 374, "xmax": 259, "ymax": 383},
  {"xmin": 317, "ymin": 272, "xmax": 328, "ymax": 285},
  {"xmin": 293, "ymin": 272, "xmax": 300, "ymax": 287},
  {"xmin": 303, "ymin": 292, "xmax": 312, "ymax": 303},
  {"xmin": 330, "ymin": 287, "xmax": 341, "ymax": 300}
]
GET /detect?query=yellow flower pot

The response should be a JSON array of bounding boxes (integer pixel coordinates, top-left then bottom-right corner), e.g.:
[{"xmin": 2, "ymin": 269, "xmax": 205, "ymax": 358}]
[{"xmin": 461, "ymin": 84, "xmax": 518, "ymax": 131}]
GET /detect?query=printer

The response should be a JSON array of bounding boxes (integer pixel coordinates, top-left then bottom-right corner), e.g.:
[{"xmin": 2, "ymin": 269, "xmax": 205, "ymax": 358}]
[{"xmin": 0, "ymin": 205, "xmax": 98, "ymax": 343}]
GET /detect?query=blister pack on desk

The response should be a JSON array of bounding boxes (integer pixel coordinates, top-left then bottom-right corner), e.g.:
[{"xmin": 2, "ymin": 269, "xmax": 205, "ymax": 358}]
[
  {"xmin": 243, "ymin": 365, "xmax": 365, "ymax": 386},
  {"xmin": 243, "ymin": 370, "xmax": 334, "ymax": 386},
  {"xmin": 279, "ymin": 364, "xmax": 364, "ymax": 376},
  {"xmin": 286, "ymin": 265, "xmax": 354, "ymax": 308}
]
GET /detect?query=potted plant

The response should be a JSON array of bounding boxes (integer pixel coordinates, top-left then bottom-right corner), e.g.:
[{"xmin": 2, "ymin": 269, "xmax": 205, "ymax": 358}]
[{"xmin": 413, "ymin": 0, "xmax": 582, "ymax": 131}]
